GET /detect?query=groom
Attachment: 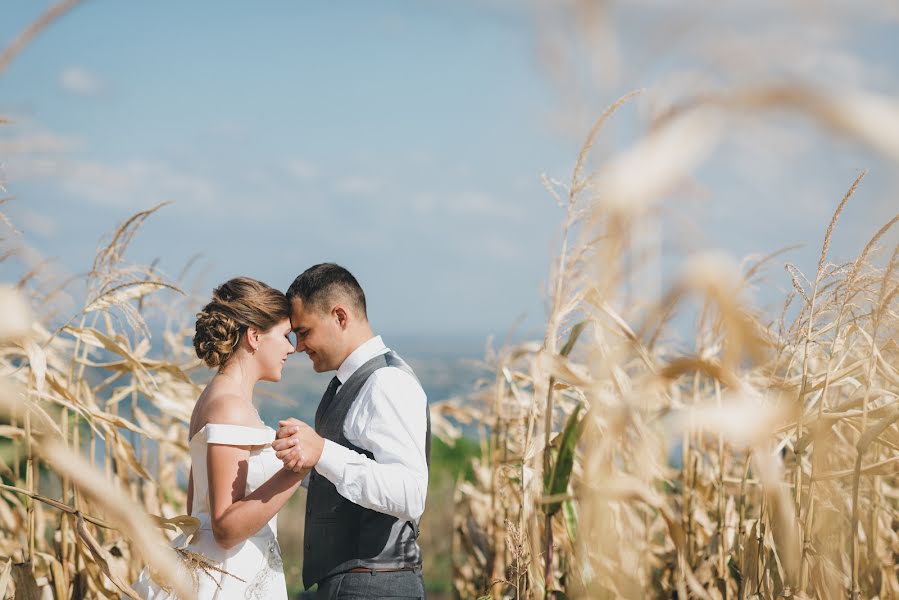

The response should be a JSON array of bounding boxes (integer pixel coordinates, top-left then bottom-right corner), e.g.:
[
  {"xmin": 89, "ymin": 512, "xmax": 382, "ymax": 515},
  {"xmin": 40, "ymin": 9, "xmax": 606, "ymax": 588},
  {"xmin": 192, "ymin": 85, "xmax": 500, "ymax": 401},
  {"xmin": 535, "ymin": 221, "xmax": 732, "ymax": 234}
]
[{"xmin": 272, "ymin": 263, "xmax": 430, "ymax": 599}]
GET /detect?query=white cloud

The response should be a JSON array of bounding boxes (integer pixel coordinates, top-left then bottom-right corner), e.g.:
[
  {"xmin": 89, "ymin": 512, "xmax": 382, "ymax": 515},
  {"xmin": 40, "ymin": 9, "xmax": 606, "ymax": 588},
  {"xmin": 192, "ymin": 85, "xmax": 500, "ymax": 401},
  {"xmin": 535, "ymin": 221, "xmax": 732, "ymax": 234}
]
[
  {"xmin": 699, "ymin": 22, "xmax": 896, "ymax": 91},
  {"xmin": 410, "ymin": 193, "xmax": 437, "ymax": 215},
  {"xmin": 333, "ymin": 175, "xmax": 384, "ymax": 196},
  {"xmin": 18, "ymin": 210, "xmax": 58, "ymax": 238},
  {"xmin": 393, "ymin": 190, "xmax": 529, "ymax": 222},
  {"xmin": 0, "ymin": 123, "xmax": 82, "ymax": 182},
  {"xmin": 0, "ymin": 130, "xmax": 80, "ymax": 156},
  {"xmin": 477, "ymin": 234, "xmax": 525, "ymax": 261},
  {"xmin": 448, "ymin": 191, "xmax": 519, "ymax": 219},
  {"xmin": 61, "ymin": 159, "xmax": 217, "ymax": 208},
  {"xmin": 285, "ymin": 158, "xmax": 319, "ymax": 180},
  {"xmin": 204, "ymin": 122, "xmax": 249, "ymax": 140},
  {"xmin": 59, "ymin": 66, "xmax": 103, "ymax": 96}
]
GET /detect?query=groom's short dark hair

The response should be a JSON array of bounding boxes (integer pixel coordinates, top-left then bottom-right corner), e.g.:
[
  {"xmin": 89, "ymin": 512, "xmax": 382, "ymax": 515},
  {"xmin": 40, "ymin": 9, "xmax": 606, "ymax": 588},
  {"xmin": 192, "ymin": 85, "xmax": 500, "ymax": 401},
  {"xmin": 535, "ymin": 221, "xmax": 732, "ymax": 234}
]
[{"xmin": 286, "ymin": 263, "xmax": 367, "ymax": 319}]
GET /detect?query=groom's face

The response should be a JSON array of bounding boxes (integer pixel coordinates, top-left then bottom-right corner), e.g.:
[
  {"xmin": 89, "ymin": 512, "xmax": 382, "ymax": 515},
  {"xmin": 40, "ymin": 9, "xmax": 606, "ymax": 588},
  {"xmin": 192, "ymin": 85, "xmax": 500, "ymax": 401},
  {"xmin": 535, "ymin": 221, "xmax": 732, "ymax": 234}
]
[{"xmin": 289, "ymin": 298, "xmax": 342, "ymax": 373}]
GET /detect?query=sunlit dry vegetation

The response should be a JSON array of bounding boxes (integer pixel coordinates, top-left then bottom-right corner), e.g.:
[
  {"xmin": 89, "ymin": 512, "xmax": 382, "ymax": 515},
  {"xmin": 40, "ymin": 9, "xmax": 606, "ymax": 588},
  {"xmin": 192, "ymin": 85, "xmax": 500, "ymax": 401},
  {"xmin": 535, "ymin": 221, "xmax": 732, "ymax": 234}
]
[
  {"xmin": 0, "ymin": 203, "xmax": 207, "ymax": 598},
  {"xmin": 436, "ymin": 90, "xmax": 899, "ymax": 598},
  {"xmin": 1, "ymin": 1, "xmax": 898, "ymax": 599}
]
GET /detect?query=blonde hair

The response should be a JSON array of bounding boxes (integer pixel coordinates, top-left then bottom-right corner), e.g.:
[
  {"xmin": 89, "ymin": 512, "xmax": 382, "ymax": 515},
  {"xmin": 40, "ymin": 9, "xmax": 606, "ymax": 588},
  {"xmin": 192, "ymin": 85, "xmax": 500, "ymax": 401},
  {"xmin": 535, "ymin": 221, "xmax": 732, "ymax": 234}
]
[{"xmin": 193, "ymin": 277, "xmax": 289, "ymax": 369}]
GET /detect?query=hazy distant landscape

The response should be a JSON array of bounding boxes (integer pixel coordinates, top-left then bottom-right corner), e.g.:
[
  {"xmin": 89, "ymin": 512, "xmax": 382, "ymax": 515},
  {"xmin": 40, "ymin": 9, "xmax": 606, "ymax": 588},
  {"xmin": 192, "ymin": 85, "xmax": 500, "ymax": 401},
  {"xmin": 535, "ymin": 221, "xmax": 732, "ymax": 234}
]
[{"xmin": 256, "ymin": 333, "xmax": 491, "ymax": 426}]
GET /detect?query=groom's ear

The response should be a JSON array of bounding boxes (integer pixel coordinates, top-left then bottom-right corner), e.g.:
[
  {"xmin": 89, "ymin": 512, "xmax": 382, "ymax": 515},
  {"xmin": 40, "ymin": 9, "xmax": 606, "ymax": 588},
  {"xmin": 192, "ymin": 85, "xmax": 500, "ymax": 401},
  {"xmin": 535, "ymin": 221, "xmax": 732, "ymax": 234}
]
[{"xmin": 334, "ymin": 306, "xmax": 349, "ymax": 330}]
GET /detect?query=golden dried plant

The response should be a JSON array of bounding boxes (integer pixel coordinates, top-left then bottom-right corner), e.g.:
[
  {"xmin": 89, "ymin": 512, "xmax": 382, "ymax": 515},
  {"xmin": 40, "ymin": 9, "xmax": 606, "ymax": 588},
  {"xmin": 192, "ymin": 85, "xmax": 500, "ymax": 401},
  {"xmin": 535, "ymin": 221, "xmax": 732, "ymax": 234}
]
[{"xmin": 436, "ymin": 88, "xmax": 898, "ymax": 599}]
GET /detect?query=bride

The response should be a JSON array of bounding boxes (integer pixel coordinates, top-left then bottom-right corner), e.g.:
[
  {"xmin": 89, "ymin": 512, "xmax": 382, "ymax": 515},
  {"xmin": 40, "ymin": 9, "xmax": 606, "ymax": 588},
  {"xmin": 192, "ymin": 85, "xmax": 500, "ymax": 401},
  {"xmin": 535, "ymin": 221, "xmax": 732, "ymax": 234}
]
[{"xmin": 134, "ymin": 277, "xmax": 306, "ymax": 599}]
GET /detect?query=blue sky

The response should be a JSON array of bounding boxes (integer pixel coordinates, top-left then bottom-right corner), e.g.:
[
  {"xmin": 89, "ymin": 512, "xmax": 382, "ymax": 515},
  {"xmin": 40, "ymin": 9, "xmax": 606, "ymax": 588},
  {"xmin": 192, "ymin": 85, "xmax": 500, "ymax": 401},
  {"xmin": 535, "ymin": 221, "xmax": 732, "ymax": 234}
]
[{"xmin": 1, "ymin": 1, "xmax": 897, "ymax": 340}]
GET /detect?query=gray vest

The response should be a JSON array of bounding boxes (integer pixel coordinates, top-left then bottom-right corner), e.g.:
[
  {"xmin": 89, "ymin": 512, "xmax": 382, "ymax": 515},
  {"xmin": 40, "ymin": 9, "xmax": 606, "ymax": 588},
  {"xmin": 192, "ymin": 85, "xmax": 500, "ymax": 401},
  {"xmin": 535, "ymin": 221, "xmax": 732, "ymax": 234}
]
[{"xmin": 303, "ymin": 350, "xmax": 431, "ymax": 588}]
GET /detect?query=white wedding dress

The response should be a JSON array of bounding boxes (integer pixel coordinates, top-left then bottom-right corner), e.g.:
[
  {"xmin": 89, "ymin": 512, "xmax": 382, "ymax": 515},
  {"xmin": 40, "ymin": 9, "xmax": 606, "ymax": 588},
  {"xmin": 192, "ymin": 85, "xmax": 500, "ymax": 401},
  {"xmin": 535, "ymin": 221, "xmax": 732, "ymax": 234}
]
[{"xmin": 133, "ymin": 424, "xmax": 288, "ymax": 600}]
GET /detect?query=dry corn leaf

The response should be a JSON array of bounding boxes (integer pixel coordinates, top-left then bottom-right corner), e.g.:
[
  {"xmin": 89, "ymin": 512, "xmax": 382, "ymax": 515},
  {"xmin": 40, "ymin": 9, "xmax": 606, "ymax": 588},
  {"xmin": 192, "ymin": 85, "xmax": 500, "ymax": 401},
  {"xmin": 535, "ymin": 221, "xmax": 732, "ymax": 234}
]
[
  {"xmin": 150, "ymin": 514, "xmax": 201, "ymax": 545},
  {"xmin": 38, "ymin": 438, "xmax": 195, "ymax": 599},
  {"xmin": 75, "ymin": 514, "xmax": 139, "ymax": 599},
  {"xmin": 0, "ymin": 286, "xmax": 33, "ymax": 340},
  {"xmin": 85, "ymin": 281, "xmax": 180, "ymax": 314},
  {"xmin": 593, "ymin": 108, "xmax": 722, "ymax": 216},
  {"xmin": 0, "ymin": 559, "xmax": 10, "ymax": 599},
  {"xmin": 23, "ymin": 341, "xmax": 46, "ymax": 397},
  {"xmin": 10, "ymin": 562, "xmax": 40, "ymax": 600}
]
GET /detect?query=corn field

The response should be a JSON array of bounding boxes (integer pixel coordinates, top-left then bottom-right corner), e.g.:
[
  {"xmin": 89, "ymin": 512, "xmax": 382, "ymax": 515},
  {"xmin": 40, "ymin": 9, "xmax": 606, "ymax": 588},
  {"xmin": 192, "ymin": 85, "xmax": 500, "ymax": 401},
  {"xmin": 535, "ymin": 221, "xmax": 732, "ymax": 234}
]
[
  {"xmin": 435, "ymin": 92, "xmax": 899, "ymax": 598},
  {"xmin": 0, "ymin": 202, "xmax": 219, "ymax": 598},
  {"xmin": 2, "ymin": 2, "xmax": 899, "ymax": 599}
]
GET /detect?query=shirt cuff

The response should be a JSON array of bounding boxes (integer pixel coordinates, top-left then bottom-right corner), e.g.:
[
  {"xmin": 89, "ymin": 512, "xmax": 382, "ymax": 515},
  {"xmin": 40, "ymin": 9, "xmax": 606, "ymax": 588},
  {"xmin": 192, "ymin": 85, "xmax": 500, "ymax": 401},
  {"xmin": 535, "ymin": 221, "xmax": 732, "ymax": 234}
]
[{"xmin": 316, "ymin": 439, "xmax": 349, "ymax": 481}]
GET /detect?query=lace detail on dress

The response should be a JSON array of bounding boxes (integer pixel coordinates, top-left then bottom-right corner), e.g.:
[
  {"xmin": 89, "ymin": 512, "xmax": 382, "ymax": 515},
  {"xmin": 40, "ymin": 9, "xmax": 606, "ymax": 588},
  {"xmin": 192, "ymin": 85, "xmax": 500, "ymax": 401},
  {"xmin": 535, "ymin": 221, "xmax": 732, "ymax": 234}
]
[{"xmin": 243, "ymin": 538, "xmax": 283, "ymax": 600}]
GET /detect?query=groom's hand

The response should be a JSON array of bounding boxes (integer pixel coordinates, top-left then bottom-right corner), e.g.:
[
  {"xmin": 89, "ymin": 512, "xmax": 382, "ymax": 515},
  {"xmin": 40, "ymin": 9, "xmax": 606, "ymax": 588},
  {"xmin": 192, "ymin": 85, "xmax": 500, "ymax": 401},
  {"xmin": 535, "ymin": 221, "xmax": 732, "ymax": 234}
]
[{"xmin": 273, "ymin": 418, "xmax": 325, "ymax": 472}]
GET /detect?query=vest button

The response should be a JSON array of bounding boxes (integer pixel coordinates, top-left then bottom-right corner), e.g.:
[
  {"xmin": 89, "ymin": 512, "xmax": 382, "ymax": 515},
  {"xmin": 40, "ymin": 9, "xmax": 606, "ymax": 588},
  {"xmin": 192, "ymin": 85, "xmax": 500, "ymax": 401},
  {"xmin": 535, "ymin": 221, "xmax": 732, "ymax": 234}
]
[
  {"xmin": 306, "ymin": 508, "xmax": 311, "ymax": 516},
  {"xmin": 304, "ymin": 543, "xmax": 311, "ymax": 550}
]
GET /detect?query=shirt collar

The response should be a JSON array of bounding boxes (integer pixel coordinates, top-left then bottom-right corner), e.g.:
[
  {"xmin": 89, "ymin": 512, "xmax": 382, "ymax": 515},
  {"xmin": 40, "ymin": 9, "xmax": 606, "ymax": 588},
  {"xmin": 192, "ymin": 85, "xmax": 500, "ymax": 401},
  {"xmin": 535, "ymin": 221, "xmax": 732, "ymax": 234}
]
[{"xmin": 336, "ymin": 335, "xmax": 387, "ymax": 384}]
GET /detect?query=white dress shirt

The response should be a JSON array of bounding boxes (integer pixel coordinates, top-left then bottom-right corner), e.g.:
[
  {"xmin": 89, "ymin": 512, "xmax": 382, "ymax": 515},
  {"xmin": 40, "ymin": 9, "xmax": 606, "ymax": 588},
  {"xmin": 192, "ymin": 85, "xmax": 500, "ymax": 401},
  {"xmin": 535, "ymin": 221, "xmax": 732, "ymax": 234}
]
[{"xmin": 312, "ymin": 336, "xmax": 429, "ymax": 522}]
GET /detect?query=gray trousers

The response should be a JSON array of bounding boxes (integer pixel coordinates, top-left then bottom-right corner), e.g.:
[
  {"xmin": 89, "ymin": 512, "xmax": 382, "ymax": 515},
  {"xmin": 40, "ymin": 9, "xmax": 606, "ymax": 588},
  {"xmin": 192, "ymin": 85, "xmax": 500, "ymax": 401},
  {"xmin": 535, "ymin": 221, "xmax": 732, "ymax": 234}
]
[{"xmin": 314, "ymin": 569, "xmax": 426, "ymax": 599}]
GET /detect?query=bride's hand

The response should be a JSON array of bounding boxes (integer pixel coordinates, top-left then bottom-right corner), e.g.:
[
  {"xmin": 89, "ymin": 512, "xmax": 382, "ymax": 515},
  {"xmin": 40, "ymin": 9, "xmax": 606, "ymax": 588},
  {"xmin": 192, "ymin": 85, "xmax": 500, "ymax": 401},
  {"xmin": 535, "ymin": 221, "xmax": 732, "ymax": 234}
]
[
  {"xmin": 273, "ymin": 418, "xmax": 324, "ymax": 472},
  {"xmin": 273, "ymin": 418, "xmax": 306, "ymax": 471}
]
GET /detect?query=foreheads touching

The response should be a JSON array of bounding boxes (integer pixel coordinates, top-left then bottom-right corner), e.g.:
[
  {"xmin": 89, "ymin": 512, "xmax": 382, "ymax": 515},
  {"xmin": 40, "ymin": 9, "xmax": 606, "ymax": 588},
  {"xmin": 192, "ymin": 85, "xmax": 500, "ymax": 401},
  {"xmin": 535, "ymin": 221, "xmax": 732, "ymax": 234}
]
[
  {"xmin": 285, "ymin": 263, "xmax": 370, "ymax": 372},
  {"xmin": 193, "ymin": 276, "xmax": 291, "ymax": 371},
  {"xmin": 285, "ymin": 263, "xmax": 367, "ymax": 322}
]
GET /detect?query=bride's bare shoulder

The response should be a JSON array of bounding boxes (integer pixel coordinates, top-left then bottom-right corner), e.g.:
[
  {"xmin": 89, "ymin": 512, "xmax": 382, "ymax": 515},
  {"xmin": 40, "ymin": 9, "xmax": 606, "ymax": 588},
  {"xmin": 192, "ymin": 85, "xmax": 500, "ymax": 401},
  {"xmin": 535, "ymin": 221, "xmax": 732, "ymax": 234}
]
[
  {"xmin": 205, "ymin": 394, "xmax": 257, "ymax": 423},
  {"xmin": 193, "ymin": 388, "xmax": 259, "ymax": 431}
]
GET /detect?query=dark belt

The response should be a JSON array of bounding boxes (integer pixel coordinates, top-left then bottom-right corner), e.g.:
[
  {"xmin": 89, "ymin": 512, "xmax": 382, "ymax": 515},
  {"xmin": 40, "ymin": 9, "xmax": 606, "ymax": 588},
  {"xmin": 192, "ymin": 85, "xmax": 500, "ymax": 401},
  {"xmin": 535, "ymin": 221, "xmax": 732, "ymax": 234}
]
[{"xmin": 348, "ymin": 566, "xmax": 419, "ymax": 574}]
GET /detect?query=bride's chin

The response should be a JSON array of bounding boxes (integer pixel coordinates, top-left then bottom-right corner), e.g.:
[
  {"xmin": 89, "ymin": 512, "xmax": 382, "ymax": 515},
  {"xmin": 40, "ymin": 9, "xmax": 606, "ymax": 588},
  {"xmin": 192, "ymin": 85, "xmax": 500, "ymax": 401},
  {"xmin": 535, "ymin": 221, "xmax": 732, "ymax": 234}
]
[{"xmin": 261, "ymin": 370, "xmax": 282, "ymax": 383}]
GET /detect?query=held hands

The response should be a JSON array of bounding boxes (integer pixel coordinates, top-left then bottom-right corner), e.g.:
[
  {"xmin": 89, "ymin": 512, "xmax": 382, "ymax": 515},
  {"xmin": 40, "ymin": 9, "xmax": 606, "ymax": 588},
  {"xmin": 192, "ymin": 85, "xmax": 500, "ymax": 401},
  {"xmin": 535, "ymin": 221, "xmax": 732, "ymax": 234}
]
[{"xmin": 272, "ymin": 418, "xmax": 325, "ymax": 473}]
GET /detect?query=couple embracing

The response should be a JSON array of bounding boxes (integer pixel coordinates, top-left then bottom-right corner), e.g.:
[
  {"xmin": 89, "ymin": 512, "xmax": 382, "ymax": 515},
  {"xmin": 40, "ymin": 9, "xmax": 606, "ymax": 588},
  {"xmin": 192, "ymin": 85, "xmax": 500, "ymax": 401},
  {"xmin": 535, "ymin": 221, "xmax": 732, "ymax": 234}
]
[{"xmin": 134, "ymin": 263, "xmax": 430, "ymax": 599}]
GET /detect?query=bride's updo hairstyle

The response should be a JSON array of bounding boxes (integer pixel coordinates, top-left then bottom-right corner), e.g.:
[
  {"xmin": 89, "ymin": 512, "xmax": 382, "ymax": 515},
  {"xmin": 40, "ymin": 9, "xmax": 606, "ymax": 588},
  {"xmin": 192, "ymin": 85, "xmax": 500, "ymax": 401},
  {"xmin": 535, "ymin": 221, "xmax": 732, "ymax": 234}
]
[{"xmin": 193, "ymin": 277, "xmax": 290, "ymax": 370}]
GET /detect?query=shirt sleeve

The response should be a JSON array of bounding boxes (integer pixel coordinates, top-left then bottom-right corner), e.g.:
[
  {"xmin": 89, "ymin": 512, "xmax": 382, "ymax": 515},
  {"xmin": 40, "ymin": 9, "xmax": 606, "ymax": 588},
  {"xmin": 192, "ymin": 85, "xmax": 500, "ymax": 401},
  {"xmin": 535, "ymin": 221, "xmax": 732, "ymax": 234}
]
[{"xmin": 315, "ymin": 367, "xmax": 429, "ymax": 522}]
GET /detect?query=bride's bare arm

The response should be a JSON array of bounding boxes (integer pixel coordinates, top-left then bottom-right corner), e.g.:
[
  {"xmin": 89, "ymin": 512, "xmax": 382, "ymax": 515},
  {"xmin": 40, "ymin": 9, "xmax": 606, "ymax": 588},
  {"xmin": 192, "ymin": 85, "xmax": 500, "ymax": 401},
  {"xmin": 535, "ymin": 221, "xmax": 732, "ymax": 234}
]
[
  {"xmin": 207, "ymin": 445, "xmax": 309, "ymax": 549},
  {"xmin": 203, "ymin": 397, "xmax": 311, "ymax": 549}
]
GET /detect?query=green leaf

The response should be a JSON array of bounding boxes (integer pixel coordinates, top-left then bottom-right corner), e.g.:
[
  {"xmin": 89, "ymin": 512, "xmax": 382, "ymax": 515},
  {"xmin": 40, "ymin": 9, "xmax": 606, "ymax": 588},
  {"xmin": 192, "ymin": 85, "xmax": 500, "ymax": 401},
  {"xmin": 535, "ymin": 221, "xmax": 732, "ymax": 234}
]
[
  {"xmin": 559, "ymin": 321, "xmax": 588, "ymax": 357},
  {"xmin": 562, "ymin": 498, "xmax": 579, "ymax": 543},
  {"xmin": 543, "ymin": 446, "xmax": 556, "ymax": 491},
  {"xmin": 727, "ymin": 556, "xmax": 743, "ymax": 586},
  {"xmin": 545, "ymin": 403, "xmax": 584, "ymax": 516}
]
